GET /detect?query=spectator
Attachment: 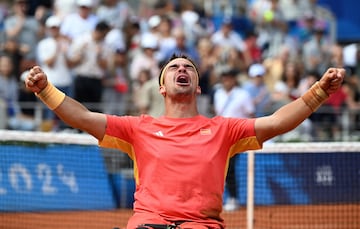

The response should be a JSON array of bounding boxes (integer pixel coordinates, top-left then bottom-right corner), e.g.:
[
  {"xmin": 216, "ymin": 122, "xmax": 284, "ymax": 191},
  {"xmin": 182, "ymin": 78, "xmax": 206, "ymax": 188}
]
[
  {"xmin": 36, "ymin": 15, "xmax": 73, "ymax": 131},
  {"xmin": 262, "ymin": 44, "xmax": 293, "ymax": 92},
  {"xmin": 152, "ymin": 0, "xmax": 181, "ymax": 26},
  {"xmin": 104, "ymin": 26, "xmax": 126, "ymax": 58},
  {"xmin": 341, "ymin": 75, "xmax": 360, "ymax": 134},
  {"xmin": 146, "ymin": 14, "xmax": 161, "ymax": 36},
  {"xmin": 129, "ymin": 32, "xmax": 160, "ymax": 84},
  {"xmin": 96, "ymin": 0, "xmax": 134, "ymax": 31},
  {"xmin": 342, "ymin": 43, "xmax": 359, "ymax": 76},
  {"xmin": 0, "ymin": 54, "xmax": 18, "ymax": 129},
  {"xmin": 278, "ymin": 0, "xmax": 304, "ymax": 24},
  {"xmin": 4, "ymin": 0, "xmax": 41, "ymax": 73},
  {"xmin": 1, "ymin": 38, "xmax": 22, "ymax": 77},
  {"xmin": 125, "ymin": 17, "xmax": 142, "ymax": 60},
  {"xmin": 136, "ymin": 76, "xmax": 165, "ymax": 117},
  {"xmin": 294, "ymin": 11, "xmax": 319, "ymax": 46},
  {"xmin": 213, "ymin": 68, "xmax": 255, "ymax": 211},
  {"xmin": 154, "ymin": 15, "xmax": 176, "ymax": 63},
  {"xmin": 60, "ymin": 0, "xmax": 98, "ymax": 41},
  {"xmin": 211, "ymin": 17, "xmax": 251, "ymax": 71},
  {"xmin": 0, "ymin": 55, "xmax": 36, "ymax": 131},
  {"xmin": 116, "ymin": 0, "xmax": 136, "ymax": 29},
  {"xmin": 196, "ymin": 37, "xmax": 219, "ymax": 117},
  {"xmin": 102, "ymin": 48, "xmax": 129, "ymax": 116},
  {"xmin": 179, "ymin": 1, "xmax": 205, "ymax": 47},
  {"xmin": 31, "ymin": 1, "xmax": 53, "ymax": 24},
  {"xmin": 298, "ymin": 0, "xmax": 336, "ymax": 44},
  {"xmin": 53, "ymin": 0, "xmax": 77, "ymax": 20},
  {"xmin": 244, "ymin": 30, "xmax": 263, "ymax": 64},
  {"xmin": 0, "ymin": 2, "xmax": 10, "ymax": 46},
  {"xmin": 196, "ymin": 36, "xmax": 219, "ymax": 83},
  {"xmin": 96, "ymin": 0, "xmax": 132, "ymax": 54},
  {"xmin": 298, "ymin": 71, "xmax": 320, "ymax": 97},
  {"xmin": 67, "ymin": 20, "xmax": 111, "ymax": 112},
  {"xmin": 132, "ymin": 68, "xmax": 152, "ymax": 115},
  {"xmin": 271, "ymin": 60, "xmax": 302, "ymax": 111},
  {"xmin": 164, "ymin": 27, "xmax": 200, "ymax": 66},
  {"xmin": 302, "ymin": 23, "xmax": 333, "ymax": 74},
  {"xmin": 243, "ymin": 63, "xmax": 272, "ymax": 117}
]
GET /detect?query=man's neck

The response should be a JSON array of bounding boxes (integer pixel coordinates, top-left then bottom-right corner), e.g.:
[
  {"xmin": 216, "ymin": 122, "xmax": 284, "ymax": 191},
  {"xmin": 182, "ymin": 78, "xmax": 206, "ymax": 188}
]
[{"xmin": 163, "ymin": 100, "xmax": 199, "ymax": 118}]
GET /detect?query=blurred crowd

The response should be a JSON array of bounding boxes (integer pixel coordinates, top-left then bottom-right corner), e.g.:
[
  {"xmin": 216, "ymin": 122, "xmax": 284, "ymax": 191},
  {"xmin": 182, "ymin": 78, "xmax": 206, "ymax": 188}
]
[{"xmin": 0, "ymin": 0, "xmax": 360, "ymax": 141}]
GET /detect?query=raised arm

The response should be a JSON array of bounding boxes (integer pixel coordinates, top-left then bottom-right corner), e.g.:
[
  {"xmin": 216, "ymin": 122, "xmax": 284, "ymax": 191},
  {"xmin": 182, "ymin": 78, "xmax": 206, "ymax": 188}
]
[
  {"xmin": 25, "ymin": 66, "xmax": 107, "ymax": 140},
  {"xmin": 255, "ymin": 67, "xmax": 345, "ymax": 145}
]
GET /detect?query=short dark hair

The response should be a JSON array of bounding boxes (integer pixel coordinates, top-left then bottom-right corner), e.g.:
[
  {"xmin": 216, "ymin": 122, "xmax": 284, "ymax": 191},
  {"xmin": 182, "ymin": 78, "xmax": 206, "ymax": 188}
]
[
  {"xmin": 158, "ymin": 53, "xmax": 200, "ymax": 85},
  {"xmin": 95, "ymin": 21, "xmax": 110, "ymax": 32},
  {"xmin": 221, "ymin": 68, "xmax": 239, "ymax": 77}
]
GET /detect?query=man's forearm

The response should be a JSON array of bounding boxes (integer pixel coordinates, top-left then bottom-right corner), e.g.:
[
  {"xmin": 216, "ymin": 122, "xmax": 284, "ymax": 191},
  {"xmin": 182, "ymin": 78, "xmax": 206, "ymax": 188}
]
[{"xmin": 36, "ymin": 82, "xmax": 66, "ymax": 110}]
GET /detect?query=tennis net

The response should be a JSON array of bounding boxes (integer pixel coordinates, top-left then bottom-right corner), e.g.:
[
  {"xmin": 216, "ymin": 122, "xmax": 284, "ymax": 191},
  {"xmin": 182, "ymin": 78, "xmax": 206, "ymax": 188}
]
[
  {"xmin": 243, "ymin": 142, "xmax": 360, "ymax": 229},
  {"xmin": 0, "ymin": 130, "xmax": 359, "ymax": 229}
]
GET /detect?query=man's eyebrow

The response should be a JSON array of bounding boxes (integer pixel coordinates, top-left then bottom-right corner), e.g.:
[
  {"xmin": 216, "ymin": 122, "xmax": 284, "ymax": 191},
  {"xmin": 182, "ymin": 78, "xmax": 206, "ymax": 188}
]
[
  {"xmin": 184, "ymin": 64, "xmax": 195, "ymax": 68},
  {"xmin": 168, "ymin": 63, "xmax": 179, "ymax": 68},
  {"xmin": 168, "ymin": 63, "xmax": 194, "ymax": 68}
]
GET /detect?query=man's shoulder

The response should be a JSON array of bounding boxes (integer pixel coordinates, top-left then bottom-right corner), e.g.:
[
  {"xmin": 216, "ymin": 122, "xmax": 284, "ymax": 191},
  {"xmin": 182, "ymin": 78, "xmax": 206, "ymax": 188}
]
[{"xmin": 107, "ymin": 114, "xmax": 157, "ymax": 128}]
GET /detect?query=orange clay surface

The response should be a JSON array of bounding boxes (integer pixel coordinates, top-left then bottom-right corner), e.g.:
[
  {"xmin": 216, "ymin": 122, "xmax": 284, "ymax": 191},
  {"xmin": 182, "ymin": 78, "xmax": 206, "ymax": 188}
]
[{"xmin": 0, "ymin": 204, "xmax": 359, "ymax": 229}]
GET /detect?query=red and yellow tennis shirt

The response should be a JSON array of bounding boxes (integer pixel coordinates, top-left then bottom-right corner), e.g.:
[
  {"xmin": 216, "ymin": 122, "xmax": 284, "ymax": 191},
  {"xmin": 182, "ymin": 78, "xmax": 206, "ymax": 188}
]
[{"xmin": 99, "ymin": 114, "xmax": 261, "ymax": 228}]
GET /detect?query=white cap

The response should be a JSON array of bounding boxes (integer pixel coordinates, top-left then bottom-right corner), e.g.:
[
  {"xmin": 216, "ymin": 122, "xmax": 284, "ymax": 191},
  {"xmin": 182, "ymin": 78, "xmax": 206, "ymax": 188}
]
[
  {"xmin": 105, "ymin": 29, "xmax": 126, "ymax": 51},
  {"xmin": 181, "ymin": 11, "xmax": 199, "ymax": 26},
  {"xmin": 45, "ymin": 15, "xmax": 62, "ymax": 28},
  {"xmin": 76, "ymin": 0, "xmax": 93, "ymax": 7},
  {"xmin": 248, "ymin": 63, "xmax": 265, "ymax": 77},
  {"xmin": 140, "ymin": 33, "xmax": 158, "ymax": 49},
  {"xmin": 148, "ymin": 15, "xmax": 161, "ymax": 28}
]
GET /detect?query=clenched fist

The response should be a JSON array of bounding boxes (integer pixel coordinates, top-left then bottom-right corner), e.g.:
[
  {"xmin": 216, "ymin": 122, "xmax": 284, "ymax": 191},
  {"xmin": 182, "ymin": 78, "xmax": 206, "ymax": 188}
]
[
  {"xmin": 25, "ymin": 66, "xmax": 49, "ymax": 94},
  {"xmin": 318, "ymin": 68, "xmax": 345, "ymax": 95}
]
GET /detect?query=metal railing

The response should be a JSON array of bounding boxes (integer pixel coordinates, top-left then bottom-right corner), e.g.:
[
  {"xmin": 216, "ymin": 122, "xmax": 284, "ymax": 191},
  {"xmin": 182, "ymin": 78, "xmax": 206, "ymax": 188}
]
[{"xmin": 1, "ymin": 101, "xmax": 359, "ymax": 142}]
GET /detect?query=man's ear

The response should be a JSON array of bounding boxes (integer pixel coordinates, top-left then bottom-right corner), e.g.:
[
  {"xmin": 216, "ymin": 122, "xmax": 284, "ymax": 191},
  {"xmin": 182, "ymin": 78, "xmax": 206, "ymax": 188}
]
[
  {"xmin": 159, "ymin": 85, "xmax": 166, "ymax": 96},
  {"xmin": 196, "ymin": 86, "xmax": 201, "ymax": 95}
]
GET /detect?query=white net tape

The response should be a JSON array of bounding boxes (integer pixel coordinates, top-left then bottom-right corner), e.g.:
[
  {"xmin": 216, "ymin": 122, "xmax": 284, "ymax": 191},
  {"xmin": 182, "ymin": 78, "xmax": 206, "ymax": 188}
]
[
  {"xmin": 0, "ymin": 130, "xmax": 98, "ymax": 145},
  {"xmin": 259, "ymin": 141, "xmax": 360, "ymax": 153}
]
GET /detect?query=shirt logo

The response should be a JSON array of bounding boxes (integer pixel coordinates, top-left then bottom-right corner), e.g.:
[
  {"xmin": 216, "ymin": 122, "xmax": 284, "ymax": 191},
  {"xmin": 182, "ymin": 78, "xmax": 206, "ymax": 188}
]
[
  {"xmin": 200, "ymin": 129, "xmax": 211, "ymax": 135},
  {"xmin": 154, "ymin": 131, "xmax": 164, "ymax": 137}
]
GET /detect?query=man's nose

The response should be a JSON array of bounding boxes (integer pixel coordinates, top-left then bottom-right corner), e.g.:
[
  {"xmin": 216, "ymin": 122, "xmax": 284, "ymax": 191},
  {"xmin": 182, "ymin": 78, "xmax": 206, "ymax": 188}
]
[{"xmin": 177, "ymin": 65, "xmax": 187, "ymax": 72}]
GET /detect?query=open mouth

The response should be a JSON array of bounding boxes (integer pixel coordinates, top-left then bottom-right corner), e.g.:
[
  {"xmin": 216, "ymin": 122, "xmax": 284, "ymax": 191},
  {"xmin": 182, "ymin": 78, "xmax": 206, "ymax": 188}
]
[{"xmin": 176, "ymin": 75, "xmax": 190, "ymax": 86}]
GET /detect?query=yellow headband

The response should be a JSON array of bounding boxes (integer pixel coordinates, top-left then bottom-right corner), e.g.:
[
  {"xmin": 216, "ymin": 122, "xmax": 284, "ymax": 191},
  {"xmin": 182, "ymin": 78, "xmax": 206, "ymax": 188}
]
[
  {"xmin": 159, "ymin": 64, "xmax": 169, "ymax": 86},
  {"xmin": 159, "ymin": 60, "xmax": 198, "ymax": 86}
]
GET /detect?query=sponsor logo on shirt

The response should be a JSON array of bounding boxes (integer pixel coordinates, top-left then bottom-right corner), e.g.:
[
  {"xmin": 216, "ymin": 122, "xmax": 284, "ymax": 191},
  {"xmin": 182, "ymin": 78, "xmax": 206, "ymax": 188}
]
[
  {"xmin": 154, "ymin": 131, "xmax": 164, "ymax": 136},
  {"xmin": 200, "ymin": 129, "xmax": 211, "ymax": 135}
]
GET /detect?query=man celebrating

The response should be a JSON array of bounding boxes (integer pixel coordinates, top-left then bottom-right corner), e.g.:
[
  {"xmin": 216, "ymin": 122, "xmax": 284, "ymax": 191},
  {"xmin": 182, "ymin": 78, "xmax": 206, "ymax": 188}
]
[{"xmin": 25, "ymin": 54, "xmax": 344, "ymax": 229}]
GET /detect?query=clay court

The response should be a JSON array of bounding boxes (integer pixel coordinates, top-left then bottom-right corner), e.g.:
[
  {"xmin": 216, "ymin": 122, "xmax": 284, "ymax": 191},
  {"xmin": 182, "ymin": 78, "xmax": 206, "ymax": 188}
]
[{"xmin": 1, "ymin": 204, "xmax": 359, "ymax": 229}]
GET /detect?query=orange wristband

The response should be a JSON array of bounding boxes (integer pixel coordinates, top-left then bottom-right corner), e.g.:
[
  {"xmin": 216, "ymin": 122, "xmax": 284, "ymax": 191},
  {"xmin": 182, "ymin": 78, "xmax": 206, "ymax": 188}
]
[
  {"xmin": 36, "ymin": 82, "xmax": 65, "ymax": 110},
  {"xmin": 301, "ymin": 81, "xmax": 329, "ymax": 112}
]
